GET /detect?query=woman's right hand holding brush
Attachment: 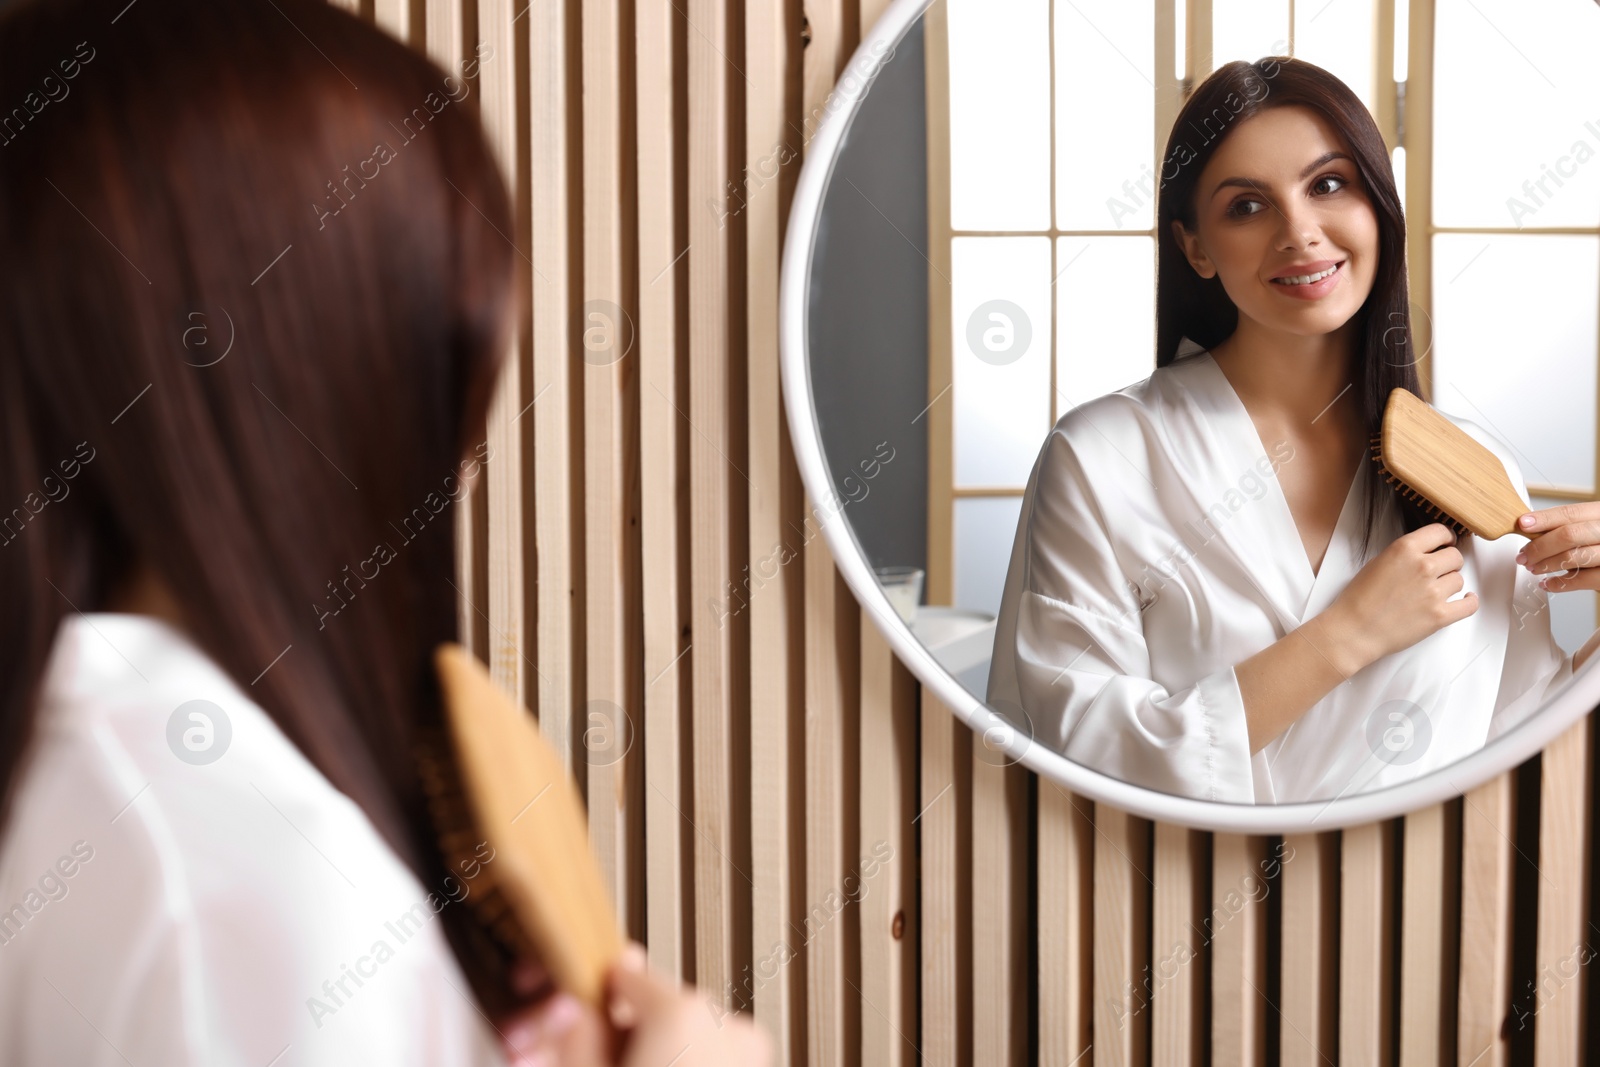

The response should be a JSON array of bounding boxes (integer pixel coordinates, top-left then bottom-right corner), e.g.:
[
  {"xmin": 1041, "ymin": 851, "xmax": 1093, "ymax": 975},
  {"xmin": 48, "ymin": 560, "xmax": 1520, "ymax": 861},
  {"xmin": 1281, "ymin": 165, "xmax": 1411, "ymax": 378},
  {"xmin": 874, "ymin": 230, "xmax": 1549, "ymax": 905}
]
[{"xmin": 1320, "ymin": 522, "xmax": 1478, "ymax": 675}]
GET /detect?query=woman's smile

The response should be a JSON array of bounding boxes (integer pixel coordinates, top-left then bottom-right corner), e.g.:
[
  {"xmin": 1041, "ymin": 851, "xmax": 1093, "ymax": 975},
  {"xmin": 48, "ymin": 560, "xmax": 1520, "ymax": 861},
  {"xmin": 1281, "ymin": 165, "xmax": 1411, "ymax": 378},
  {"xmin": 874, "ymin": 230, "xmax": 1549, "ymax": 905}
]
[{"xmin": 1268, "ymin": 258, "xmax": 1346, "ymax": 299}]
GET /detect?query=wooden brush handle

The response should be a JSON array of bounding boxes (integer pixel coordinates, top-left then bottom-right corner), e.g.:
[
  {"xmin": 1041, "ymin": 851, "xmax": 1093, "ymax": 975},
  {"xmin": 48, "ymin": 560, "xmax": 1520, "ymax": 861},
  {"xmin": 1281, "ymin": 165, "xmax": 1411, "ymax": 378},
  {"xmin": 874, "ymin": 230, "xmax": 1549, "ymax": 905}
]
[
  {"xmin": 434, "ymin": 643, "xmax": 624, "ymax": 1007},
  {"xmin": 1377, "ymin": 388, "xmax": 1529, "ymax": 541}
]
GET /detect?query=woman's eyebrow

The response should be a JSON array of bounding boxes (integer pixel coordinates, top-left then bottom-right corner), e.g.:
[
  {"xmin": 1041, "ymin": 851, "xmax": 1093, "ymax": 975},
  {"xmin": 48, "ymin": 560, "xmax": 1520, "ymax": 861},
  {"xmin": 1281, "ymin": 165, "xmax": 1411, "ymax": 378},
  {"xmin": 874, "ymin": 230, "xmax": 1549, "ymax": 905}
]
[{"xmin": 1208, "ymin": 150, "xmax": 1353, "ymax": 201}]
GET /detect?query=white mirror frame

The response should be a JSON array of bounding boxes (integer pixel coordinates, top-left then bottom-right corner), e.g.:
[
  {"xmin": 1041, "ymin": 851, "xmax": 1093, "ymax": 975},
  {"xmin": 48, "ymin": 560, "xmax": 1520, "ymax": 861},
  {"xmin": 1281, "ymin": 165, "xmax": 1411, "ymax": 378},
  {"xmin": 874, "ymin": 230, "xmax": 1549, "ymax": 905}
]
[{"xmin": 777, "ymin": 0, "xmax": 1600, "ymax": 833}]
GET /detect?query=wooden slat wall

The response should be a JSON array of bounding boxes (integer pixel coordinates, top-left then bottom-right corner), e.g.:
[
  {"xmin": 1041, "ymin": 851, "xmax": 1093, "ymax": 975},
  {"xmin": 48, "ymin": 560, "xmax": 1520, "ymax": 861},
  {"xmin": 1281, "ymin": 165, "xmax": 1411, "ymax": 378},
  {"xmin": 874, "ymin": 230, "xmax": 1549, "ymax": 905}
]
[{"xmin": 341, "ymin": 2, "xmax": 1599, "ymax": 1064}]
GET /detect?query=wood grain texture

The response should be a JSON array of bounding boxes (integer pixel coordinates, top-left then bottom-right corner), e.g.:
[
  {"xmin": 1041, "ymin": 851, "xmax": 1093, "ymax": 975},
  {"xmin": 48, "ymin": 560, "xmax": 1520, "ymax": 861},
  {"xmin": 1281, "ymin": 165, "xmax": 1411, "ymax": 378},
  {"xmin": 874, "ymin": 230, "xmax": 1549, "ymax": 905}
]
[
  {"xmin": 1341, "ymin": 821, "xmax": 1396, "ymax": 1067},
  {"xmin": 1038, "ymin": 783, "xmax": 1092, "ymax": 1067},
  {"xmin": 634, "ymin": 0, "xmax": 694, "ymax": 986},
  {"xmin": 858, "ymin": 618, "xmax": 918, "ymax": 1066},
  {"xmin": 580, "ymin": 0, "xmax": 644, "ymax": 946},
  {"xmin": 1211, "ymin": 833, "xmax": 1267, "ymax": 1067},
  {"xmin": 800, "ymin": 0, "xmax": 857, "ymax": 1062},
  {"xmin": 744, "ymin": 0, "xmax": 805, "ymax": 1058},
  {"xmin": 1458, "ymin": 773, "xmax": 1517, "ymax": 1067},
  {"xmin": 1534, "ymin": 718, "xmax": 1592, "ymax": 1065},
  {"xmin": 474, "ymin": 0, "xmax": 531, "ymax": 721},
  {"xmin": 1093, "ymin": 806, "xmax": 1151, "ymax": 1067},
  {"xmin": 973, "ymin": 756, "xmax": 1027, "ymax": 1066},
  {"xmin": 1280, "ymin": 832, "xmax": 1338, "ymax": 1065},
  {"xmin": 1399, "ymin": 803, "xmax": 1459, "ymax": 1066},
  {"xmin": 921, "ymin": 695, "xmax": 971, "ymax": 1066},
  {"xmin": 1151, "ymin": 823, "xmax": 1203, "ymax": 1066},
  {"xmin": 687, "ymin": 0, "xmax": 751, "ymax": 1016}
]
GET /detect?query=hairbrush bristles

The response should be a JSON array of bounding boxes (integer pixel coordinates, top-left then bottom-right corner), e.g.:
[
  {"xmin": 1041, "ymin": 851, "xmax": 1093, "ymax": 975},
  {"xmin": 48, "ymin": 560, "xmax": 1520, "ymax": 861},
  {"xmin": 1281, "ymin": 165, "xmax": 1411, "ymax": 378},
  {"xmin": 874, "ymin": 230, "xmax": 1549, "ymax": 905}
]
[
  {"xmin": 1369, "ymin": 431, "xmax": 1473, "ymax": 541},
  {"xmin": 414, "ymin": 726, "xmax": 539, "ymax": 961}
]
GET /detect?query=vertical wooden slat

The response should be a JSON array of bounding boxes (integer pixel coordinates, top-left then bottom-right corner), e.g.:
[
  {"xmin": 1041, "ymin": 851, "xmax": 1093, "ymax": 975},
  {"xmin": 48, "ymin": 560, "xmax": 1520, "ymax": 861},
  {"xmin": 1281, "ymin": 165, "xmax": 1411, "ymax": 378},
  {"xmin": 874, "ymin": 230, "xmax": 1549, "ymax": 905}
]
[
  {"xmin": 689, "ymin": 0, "xmax": 749, "ymax": 1018},
  {"xmin": 581, "ymin": 0, "xmax": 643, "ymax": 943},
  {"xmin": 1211, "ymin": 833, "xmax": 1267, "ymax": 1066},
  {"xmin": 1153, "ymin": 823, "xmax": 1204, "ymax": 1066},
  {"xmin": 424, "ymin": 0, "xmax": 464, "ymax": 69},
  {"xmin": 973, "ymin": 756, "xmax": 1027, "ymax": 1066},
  {"xmin": 1534, "ymin": 718, "xmax": 1592, "ymax": 1064},
  {"xmin": 745, "ymin": 0, "xmax": 803, "ymax": 1059},
  {"xmin": 800, "ymin": 0, "xmax": 856, "ymax": 1062},
  {"xmin": 1093, "ymin": 807, "xmax": 1150, "ymax": 1067},
  {"xmin": 1341, "ymin": 820, "xmax": 1396, "ymax": 1066},
  {"xmin": 921, "ymin": 696, "xmax": 971, "ymax": 1066},
  {"xmin": 858, "ymin": 619, "xmax": 917, "ymax": 1066},
  {"xmin": 427, "ymin": 0, "xmax": 487, "ymax": 667},
  {"xmin": 1039, "ymin": 783, "xmax": 1092, "ymax": 1066},
  {"xmin": 1458, "ymin": 774, "xmax": 1516, "ymax": 1066},
  {"xmin": 635, "ymin": 0, "xmax": 693, "ymax": 985},
  {"xmin": 1280, "ymin": 832, "xmax": 1339, "ymax": 1065},
  {"xmin": 474, "ymin": 1, "xmax": 531, "ymax": 714},
  {"xmin": 373, "ymin": 0, "xmax": 414, "ymax": 42},
  {"xmin": 804, "ymin": 543, "xmax": 859, "ymax": 1064},
  {"xmin": 852, "ymin": 3, "xmax": 911, "ymax": 1060},
  {"xmin": 1400, "ymin": 803, "xmax": 1459, "ymax": 1066}
]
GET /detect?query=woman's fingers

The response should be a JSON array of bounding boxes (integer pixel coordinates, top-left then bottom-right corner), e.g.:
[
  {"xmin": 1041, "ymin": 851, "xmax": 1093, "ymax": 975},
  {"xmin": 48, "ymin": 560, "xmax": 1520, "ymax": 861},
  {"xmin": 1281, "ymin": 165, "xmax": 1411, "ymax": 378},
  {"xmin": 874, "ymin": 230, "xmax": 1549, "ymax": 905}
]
[
  {"xmin": 1517, "ymin": 505, "xmax": 1600, "ymax": 573},
  {"xmin": 501, "ymin": 993, "xmax": 586, "ymax": 1067}
]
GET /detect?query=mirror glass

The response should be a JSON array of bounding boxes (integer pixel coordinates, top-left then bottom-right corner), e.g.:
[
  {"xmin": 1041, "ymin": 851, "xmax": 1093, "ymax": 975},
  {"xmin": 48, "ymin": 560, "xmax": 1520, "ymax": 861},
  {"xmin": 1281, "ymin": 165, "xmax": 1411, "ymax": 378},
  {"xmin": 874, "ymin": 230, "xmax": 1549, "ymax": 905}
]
[{"xmin": 794, "ymin": 0, "xmax": 1600, "ymax": 812}]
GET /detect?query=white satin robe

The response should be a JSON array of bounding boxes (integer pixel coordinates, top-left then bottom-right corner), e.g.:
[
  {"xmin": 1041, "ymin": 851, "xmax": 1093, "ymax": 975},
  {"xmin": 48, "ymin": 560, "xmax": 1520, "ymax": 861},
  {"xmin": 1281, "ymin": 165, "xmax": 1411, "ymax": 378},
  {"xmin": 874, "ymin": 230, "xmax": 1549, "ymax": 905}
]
[{"xmin": 986, "ymin": 336, "xmax": 1573, "ymax": 804}]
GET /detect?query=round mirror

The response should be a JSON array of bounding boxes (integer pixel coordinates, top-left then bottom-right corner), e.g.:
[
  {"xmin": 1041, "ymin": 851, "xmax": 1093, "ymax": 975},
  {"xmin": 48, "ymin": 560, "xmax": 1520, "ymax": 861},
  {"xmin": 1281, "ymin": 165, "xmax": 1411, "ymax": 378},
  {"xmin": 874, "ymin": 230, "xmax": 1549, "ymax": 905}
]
[{"xmin": 778, "ymin": 0, "xmax": 1600, "ymax": 832}]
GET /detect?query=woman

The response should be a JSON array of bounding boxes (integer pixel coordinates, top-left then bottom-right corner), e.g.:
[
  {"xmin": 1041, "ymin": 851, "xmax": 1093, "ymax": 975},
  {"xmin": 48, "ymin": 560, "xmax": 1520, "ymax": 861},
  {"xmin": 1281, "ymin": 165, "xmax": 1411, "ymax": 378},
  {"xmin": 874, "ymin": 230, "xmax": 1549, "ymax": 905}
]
[
  {"xmin": 987, "ymin": 56, "xmax": 1596, "ymax": 805},
  {"xmin": 0, "ymin": 0, "xmax": 769, "ymax": 1063}
]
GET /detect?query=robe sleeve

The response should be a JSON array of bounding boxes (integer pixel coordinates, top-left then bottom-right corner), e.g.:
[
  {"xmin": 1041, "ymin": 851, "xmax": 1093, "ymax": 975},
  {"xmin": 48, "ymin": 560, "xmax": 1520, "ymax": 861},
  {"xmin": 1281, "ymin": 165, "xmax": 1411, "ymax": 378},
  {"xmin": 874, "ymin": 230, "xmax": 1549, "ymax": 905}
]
[
  {"xmin": 1483, "ymin": 446, "xmax": 1574, "ymax": 743},
  {"xmin": 987, "ymin": 425, "xmax": 1257, "ymax": 803}
]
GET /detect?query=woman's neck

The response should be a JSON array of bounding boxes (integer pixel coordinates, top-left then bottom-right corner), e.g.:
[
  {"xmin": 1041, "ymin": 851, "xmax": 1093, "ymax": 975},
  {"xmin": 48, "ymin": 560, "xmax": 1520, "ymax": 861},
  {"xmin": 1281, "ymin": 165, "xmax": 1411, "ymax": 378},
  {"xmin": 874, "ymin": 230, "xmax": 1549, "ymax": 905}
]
[{"xmin": 1210, "ymin": 320, "xmax": 1360, "ymax": 427}]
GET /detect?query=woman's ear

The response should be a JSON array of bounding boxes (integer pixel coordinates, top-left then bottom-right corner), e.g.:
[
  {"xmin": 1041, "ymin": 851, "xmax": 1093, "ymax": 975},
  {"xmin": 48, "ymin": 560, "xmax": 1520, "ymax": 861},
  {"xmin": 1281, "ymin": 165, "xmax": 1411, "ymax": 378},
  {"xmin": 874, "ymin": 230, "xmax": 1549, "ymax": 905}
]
[{"xmin": 1170, "ymin": 219, "xmax": 1217, "ymax": 280}]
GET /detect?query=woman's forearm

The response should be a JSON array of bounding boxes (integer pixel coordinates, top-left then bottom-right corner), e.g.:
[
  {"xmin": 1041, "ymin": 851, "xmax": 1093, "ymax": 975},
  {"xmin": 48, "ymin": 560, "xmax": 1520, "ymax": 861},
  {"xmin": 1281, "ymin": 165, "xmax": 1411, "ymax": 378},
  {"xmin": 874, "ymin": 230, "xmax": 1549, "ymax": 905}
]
[{"xmin": 1234, "ymin": 607, "xmax": 1374, "ymax": 755}]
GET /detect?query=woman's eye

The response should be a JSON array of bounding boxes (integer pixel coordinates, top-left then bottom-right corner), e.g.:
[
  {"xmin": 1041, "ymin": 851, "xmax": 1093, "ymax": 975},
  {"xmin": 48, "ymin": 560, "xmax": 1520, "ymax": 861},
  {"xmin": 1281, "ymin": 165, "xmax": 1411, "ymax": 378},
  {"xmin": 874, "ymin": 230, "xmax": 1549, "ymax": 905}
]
[
  {"xmin": 1313, "ymin": 173, "xmax": 1348, "ymax": 195},
  {"xmin": 1226, "ymin": 197, "xmax": 1264, "ymax": 219}
]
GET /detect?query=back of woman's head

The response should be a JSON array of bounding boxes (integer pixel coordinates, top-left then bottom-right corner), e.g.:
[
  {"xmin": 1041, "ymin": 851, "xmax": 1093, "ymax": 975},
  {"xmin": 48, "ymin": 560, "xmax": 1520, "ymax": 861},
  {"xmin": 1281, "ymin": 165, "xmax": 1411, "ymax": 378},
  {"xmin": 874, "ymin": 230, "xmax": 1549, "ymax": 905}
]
[{"xmin": 0, "ymin": 0, "xmax": 526, "ymax": 1012}]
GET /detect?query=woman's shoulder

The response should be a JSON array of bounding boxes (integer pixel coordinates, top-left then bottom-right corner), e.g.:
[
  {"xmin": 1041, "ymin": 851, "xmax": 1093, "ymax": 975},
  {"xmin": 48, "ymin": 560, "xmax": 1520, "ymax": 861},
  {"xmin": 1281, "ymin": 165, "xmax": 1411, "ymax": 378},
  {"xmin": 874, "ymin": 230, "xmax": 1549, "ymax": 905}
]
[
  {"xmin": 1043, "ymin": 360, "xmax": 1197, "ymax": 477},
  {"xmin": 0, "ymin": 614, "xmax": 503, "ymax": 1065}
]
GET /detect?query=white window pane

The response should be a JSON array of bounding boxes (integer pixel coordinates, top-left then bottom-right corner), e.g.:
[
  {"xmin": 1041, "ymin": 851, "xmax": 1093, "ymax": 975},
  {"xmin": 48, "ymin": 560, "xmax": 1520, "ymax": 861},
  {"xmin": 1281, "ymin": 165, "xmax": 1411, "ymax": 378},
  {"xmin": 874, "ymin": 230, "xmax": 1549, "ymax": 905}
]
[
  {"xmin": 1055, "ymin": 0, "xmax": 1155, "ymax": 232},
  {"xmin": 1434, "ymin": 0, "xmax": 1600, "ymax": 228},
  {"xmin": 1527, "ymin": 493, "xmax": 1597, "ymax": 655},
  {"xmin": 1211, "ymin": 0, "xmax": 1289, "ymax": 69},
  {"xmin": 952, "ymin": 237, "xmax": 1053, "ymax": 487},
  {"xmin": 1292, "ymin": 0, "xmax": 1376, "ymax": 112},
  {"xmin": 1431, "ymin": 234, "xmax": 1597, "ymax": 494},
  {"xmin": 1055, "ymin": 236, "xmax": 1156, "ymax": 408},
  {"xmin": 947, "ymin": 0, "xmax": 1051, "ymax": 230},
  {"xmin": 954, "ymin": 495, "xmax": 1025, "ymax": 618}
]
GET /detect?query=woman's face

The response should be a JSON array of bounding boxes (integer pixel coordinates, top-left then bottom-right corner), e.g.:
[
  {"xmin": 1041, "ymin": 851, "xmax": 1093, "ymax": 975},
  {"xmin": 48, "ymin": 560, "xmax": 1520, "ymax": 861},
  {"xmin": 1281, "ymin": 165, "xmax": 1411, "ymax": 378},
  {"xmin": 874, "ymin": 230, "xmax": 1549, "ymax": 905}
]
[{"xmin": 1172, "ymin": 105, "xmax": 1380, "ymax": 342}]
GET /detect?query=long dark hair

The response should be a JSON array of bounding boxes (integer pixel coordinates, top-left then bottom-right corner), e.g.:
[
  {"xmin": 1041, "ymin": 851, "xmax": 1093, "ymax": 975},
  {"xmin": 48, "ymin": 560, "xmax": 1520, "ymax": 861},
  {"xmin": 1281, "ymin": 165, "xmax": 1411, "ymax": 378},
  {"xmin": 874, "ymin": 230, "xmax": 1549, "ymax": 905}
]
[
  {"xmin": 0, "ymin": 0, "xmax": 536, "ymax": 1019},
  {"xmin": 1156, "ymin": 56, "xmax": 1435, "ymax": 561}
]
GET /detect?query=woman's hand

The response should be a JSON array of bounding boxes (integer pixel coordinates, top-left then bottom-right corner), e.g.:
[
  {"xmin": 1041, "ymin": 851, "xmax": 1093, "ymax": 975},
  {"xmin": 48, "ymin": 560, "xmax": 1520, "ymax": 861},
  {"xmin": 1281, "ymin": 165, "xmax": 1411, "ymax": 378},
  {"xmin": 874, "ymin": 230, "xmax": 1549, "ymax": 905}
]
[
  {"xmin": 1324, "ymin": 522, "xmax": 1477, "ymax": 669},
  {"xmin": 500, "ymin": 942, "xmax": 775, "ymax": 1067},
  {"xmin": 1514, "ymin": 504, "xmax": 1600, "ymax": 592}
]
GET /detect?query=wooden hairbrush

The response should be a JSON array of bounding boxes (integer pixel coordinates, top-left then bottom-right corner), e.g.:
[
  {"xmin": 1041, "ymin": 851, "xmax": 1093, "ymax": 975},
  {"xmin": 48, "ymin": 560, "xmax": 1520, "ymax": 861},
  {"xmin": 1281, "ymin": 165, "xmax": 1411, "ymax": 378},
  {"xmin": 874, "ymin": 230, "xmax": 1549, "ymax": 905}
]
[
  {"xmin": 1368, "ymin": 387, "xmax": 1530, "ymax": 541},
  {"xmin": 421, "ymin": 643, "xmax": 624, "ymax": 1008}
]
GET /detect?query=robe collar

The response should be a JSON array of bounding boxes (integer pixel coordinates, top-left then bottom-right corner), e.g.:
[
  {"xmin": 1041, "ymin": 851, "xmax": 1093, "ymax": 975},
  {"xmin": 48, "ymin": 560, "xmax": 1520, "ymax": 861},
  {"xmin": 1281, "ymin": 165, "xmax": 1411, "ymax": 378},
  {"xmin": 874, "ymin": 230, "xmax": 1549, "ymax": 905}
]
[{"xmin": 1159, "ymin": 336, "xmax": 1373, "ymax": 628}]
